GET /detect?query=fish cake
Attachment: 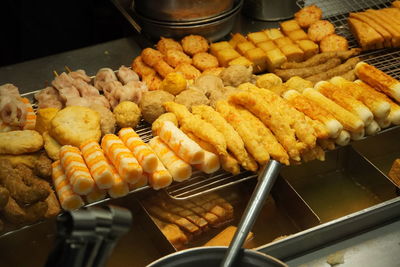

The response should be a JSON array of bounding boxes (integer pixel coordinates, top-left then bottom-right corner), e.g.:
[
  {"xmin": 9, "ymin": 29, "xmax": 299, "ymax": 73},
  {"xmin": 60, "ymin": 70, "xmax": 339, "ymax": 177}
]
[
  {"xmin": 320, "ymin": 34, "xmax": 349, "ymax": 52},
  {"xmin": 175, "ymin": 63, "xmax": 201, "ymax": 80},
  {"xmin": 308, "ymin": 20, "xmax": 335, "ymax": 42},
  {"xmin": 43, "ymin": 131, "xmax": 61, "ymax": 161},
  {"xmin": 202, "ymin": 67, "xmax": 225, "ymax": 76},
  {"xmin": 295, "ymin": 5, "xmax": 323, "ymax": 28},
  {"xmin": 165, "ymin": 49, "xmax": 192, "ymax": 68},
  {"xmin": 0, "ymin": 130, "xmax": 43, "ymax": 155},
  {"xmin": 49, "ymin": 106, "xmax": 101, "ymax": 147},
  {"xmin": 181, "ymin": 35, "xmax": 209, "ymax": 56},
  {"xmin": 131, "ymin": 56, "xmax": 156, "ymax": 78},
  {"xmin": 157, "ymin": 37, "xmax": 183, "ymax": 54},
  {"xmin": 154, "ymin": 60, "xmax": 175, "ymax": 78},
  {"xmin": 192, "ymin": 52, "xmax": 219, "ymax": 71},
  {"xmin": 141, "ymin": 48, "xmax": 164, "ymax": 67}
]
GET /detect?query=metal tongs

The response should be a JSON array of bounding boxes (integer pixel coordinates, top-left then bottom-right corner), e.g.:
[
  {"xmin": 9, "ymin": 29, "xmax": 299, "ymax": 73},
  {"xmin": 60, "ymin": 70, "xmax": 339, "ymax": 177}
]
[
  {"xmin": 45, "ymin": 205, "xmax": 132, "ymax": 267},
  {"xmin": 221, "ymin": 160, "xmax": 282, "ymax": 267}
]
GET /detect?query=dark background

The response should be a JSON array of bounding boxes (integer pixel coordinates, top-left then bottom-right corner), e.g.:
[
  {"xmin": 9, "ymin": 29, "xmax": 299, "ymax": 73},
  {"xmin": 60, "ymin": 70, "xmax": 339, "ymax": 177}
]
[{"xmin": 0, "ymin": 0, "xmax": 128, "ymax": 67}]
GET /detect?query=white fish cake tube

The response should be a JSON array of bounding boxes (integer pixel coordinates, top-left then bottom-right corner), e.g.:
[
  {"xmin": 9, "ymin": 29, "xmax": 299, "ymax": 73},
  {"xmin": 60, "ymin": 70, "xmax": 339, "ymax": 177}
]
[
  {"xmin": 146, "ymin": 157, "xmax": 173, "ymax": 190},
  {"xmin": 52, "ymin": 160, "xmax": 84, "ymax": 211},
  {"xmin": 101, "ymin": 134, "xmax": 143, "ymax": 185},
  {"xmin": 158, "ymin": 121, "xmax": 204, "ymax": 164},
  {"xmin": 366, "ymin": 120, "xmax": 381, "ymax": 136},
  {"xmin": 194, "ymin": 150, "xmax": 220, "ymax": 174},
  {"xmin": 350, "ymin": 128, "xmax": 365, "ymax": 141},
  {"xmin": 376, "ymin": 116, "xmax": 391, "ymax": 129},
  {"xmin": 335, "ymin": 130, "xmax": 351, "ymax": 146},
  {"xmin": 86, "ymin": 185, "xmax": 107, "ymax": 204},
  {"xmin": 80, "ymin": 140, "xmax": 114, "ymax": 189},
  {"xmin": 106, "ymin": 157, "xmax": 130, "ymax": 198},
  {"xmin": 119, "ymin": 127, "xmax": 158, "ymax": 173}
]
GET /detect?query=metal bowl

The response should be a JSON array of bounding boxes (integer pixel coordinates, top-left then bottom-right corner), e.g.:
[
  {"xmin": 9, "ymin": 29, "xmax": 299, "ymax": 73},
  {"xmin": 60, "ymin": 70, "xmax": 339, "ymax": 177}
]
[
  {"xmin": 147, "ymin": 247, "xmax": 287, "ymax": 267},
  {"xmin": 132, "ymin": 0, "xmax": 242, "ymax": 41},
  {"xmin": 133, "ymin": 0, "xmax": 234, "ymax": 22}
]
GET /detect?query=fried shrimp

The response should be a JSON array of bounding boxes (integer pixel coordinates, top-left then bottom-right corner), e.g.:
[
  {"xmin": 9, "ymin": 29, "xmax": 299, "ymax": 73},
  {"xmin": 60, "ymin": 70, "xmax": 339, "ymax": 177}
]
[
  {"xmin": 192, "ymin": 52, "xmax": 219, "ymax": 71},
  {"xmin": 192, "ymin": 105, "xmax": 258, "ymax": 171},
  {"xmin": 181, "ymin": 35, "xmax": 209, "ymax": 56}
]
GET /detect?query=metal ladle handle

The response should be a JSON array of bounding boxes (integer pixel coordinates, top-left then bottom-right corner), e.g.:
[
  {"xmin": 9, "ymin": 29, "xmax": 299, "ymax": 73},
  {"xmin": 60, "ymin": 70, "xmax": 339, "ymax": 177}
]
[{"xmin": 220, "ymin": 160, "xmax": 282, "ymax": 267}]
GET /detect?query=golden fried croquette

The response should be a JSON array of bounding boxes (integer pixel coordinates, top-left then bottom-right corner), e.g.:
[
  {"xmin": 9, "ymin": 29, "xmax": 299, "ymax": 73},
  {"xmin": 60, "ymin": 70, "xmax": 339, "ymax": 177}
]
[
  {"xmin": 320, "ymin": 34, "xmax": 349, "ymax": 52},
  {"xmin": 139, "ymin": 90, "xmax": 175, "ymax": 123},
  {"xmin": 308, "ymin": 20, "xmax": 335, "ymax": 42},
  {"xmin": 35, "ymin": 108, "xmax": 59, "ymax": 134},
  {"xmin": 202, "ymin": 67, "xmax": 225, "ymax": 76},
  {"xmin": 131, "ymin": 56, "xmax": 156, "ymax": 78},
  {"xmin": 50, "ymin": 106, "xmax": 101, "ymax": 147},
  {"xmin": 0, "ymin": 130, "xmax": 43, "ymax": 155},
  {"xmin": 295, "ymin": 5, "xmax": 323, "ymax": 28},
  {"xmin": 165, "ymin": 49, "xmax": 192, "ymax": 67},
  {"xmin": 160, "ymin": 72, "xmax": 187, "ymax": 95},
  {"xmin": 43, "ymin": 132, "xmax": 61, "ymax": 161},
  {"xmin": 142, "ymin": 73, "xmax": 163, "ymax": 91},
  {"xmin": 181, "ymin": 35, "xmax": 209, "ymax": 56},
  {"xmin": 157, "ymin": 37, "xmax": 183, "ymax": 54},
  {"xmin": 175, "ymin": 63, "xmax": 201, "ymax": 80},
  {"xmin": 113, "ymin": 101, "xmax": 141, "ymax": 128},
  {"xmin": 154, "ymin": 60, "xmax": 175, "ymax": 78},
  {"xmin": 192, "ymin": 52, "xmax": 219, "ymax": 71},
  {"xmin": 175, "ymin": 88, "xmax": 210, "ymax": 111},
  {"xmin": 141, "ymin": 48, "xmax": 164, "ymax": 67}
]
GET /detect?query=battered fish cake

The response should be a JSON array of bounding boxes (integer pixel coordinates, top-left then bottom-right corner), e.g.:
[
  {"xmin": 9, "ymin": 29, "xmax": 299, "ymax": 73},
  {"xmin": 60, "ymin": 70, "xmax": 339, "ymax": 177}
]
[
  {"xmin": 320, "ymin": 34, "xmax": 349, "ymax": 52},
  {"xmin": 154, "ymin": 60, "xmax": 175, "ymax": 78},
  {"xmin": 131, "ymin": 56, "xmax": 156, "ymax": 78},
  {"xmin": 192, "ymin": 52, "xmax": 219, "ymax": 71},
  {"xmin": 308, "ymin": 20, "xmax": 335, "ymax": 42},
  {"xmin": 157, "ymin": 37, "xmax": 183, "ymax": 55},
  {"xmin": 0, "ymin": 130, "xmax": 43, "ymax": 155},
  {"xmin": 181, "ymin": 35, "xmax": 209, "ymax": 56},
  {"xmin": 295, "ymin": 5, "xmax": 323, "ymax": 28},
  {"xmin": 141, "ymin": 48, "xmax": 164, "ymax": 67},
  {"xmin": 202, "ymin": 67, "xmax": 225, "ymax": 76},
  {"xmin": 165, "ymin": 50, "xmax": 192, "ymax": 68},
  {"xmin": 175, "ymin": 63, "xmax": 201, "ymax": 80},
  {"xmin": 49, "ymin": 106, "xmax": 101, "ymax": 147}
]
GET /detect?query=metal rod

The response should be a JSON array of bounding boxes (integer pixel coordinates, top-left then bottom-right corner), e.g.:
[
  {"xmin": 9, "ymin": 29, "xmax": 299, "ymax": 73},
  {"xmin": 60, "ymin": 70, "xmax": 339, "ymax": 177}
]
[{"xmin": 220, "ymin": 160, "xmax": 282, "ymax": 267}]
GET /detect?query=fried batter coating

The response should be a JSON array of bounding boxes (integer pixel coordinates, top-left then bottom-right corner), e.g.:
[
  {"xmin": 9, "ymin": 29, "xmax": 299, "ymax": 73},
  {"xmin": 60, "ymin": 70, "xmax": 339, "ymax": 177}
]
[
  {"xmin": 192, "ymin": 105, "xmax": 257, "ymax": 171},
  {"xmin": 154, "ymin": 60, "xmax": 175, "ymax": 78},
  {"xmin": 175, "ymin": 63, "xmax": 201, "ymax": 80},
  {"xmin": 229, "ymin": 91, "xmax": 306, "ymax": 161},
  {"xmin": 33, "ymin": 152, "xmax": 52, "ymax": 179},
  {"xmin": 202, "ymin": 67, "xmax": 225, "ymax": 76},
  {"xmin": 163, "ymin": 102, "xmax": 227, "ymax": 156},
  {"xmin": 157, "ymin": 37, "xmax": 183, "ymax": 55},
  {"xmin": 140, "ymin": 90, "xmax": 175, "ymax": 123},
  {"xmin": 131, "ymin": 56, "xmax": 156, "ymax": 78},
  {"xmin": 181, "ymin": 35, "xmax": 209, "ymax": 56},
  {"xmin": 142, "ymin": 73, "xmax": 163, "ymax": 91},
  {"xmin": 0, "ymin": 130, "xmax": 43, "ymax": 155},
  {"xmin": 215, "ymin": 101, "xmax": 271, "ymax": 165},
  {"xmin": 141, "ymin": 48, "xmax": 164, "ymax": 67},
  {"xmin": 320, "ymin": 34, "xmax": 349, "ymax": 52},
  {"xmin": 152, "ymin": 113, "xmax": 178, "ymax": 136},
  {"xmin": 165, "ymin": 50, "xmax": 192, "ymax": 68},
  {"xmin": 308, "ymin": 20, "xmax": 335, "ymax": 42},
  {"xmin": 192, "ymin": 52, "xmax": 219, "ymax": 71},
  {"xmin": 284, "ymin": 76, "xmax": 313, "ymax": 92},
  {"xmin": 301, "ymin": 145, "xmax": 325, "ymax": 162},
  {"xmin": 175, "ymin": 88, "xmax": 210, "ymax": 110},
  {"xmin": 0, "ymin": 186, "xmax": 9, "ymax": 210},
  {"xmin": 3, "ymin": 197, "xmax": 47, "ymax": 224},
  {"xmin": 295, "ymin": 5, "xmax": 323, "ymax": 28},
  {"xmin": 43, "ymin": 131, "xmax": 61, "ymax": 161}
]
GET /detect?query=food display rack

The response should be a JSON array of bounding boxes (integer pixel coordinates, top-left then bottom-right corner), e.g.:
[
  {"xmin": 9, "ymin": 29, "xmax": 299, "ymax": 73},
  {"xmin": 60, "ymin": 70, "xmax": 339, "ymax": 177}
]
[{"xmin": 1, "ymin": 0, "xmax": 400, "ymax": 266}]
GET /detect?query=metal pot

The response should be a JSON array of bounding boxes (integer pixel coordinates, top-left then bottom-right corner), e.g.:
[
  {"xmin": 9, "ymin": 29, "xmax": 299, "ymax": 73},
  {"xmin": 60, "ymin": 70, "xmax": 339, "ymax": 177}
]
[
  {"xmin": 147, "ymin": 247, "xmax": 287, "ymax": 267},
  {"xmin": 242, "ymin": 0, "xmax": 299, "ymax": 21},
  {"xmin": 133, "ymin": 0, "xmax": 235, "ymax": 22}
]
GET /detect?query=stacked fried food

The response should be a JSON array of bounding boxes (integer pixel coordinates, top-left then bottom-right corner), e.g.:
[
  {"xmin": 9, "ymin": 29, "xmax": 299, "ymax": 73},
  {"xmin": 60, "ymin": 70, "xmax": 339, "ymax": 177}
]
[
  {"xmin": 143, "ymin": 191, "xmax": 235, "ymax": 250},
  {"xmin": 348, "ymin": 3, "xmax": 400, "ymax": 50}
]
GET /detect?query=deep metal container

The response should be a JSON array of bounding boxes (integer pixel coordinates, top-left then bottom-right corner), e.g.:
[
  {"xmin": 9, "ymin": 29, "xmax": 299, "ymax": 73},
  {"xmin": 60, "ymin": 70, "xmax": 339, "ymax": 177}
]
[{"xmin": 242, "ymin": 0, "xmax": 299, "ymax": 21}]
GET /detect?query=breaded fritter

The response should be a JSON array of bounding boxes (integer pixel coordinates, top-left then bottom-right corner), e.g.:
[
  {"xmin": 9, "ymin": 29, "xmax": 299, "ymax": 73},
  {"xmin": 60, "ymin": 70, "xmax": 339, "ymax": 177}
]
[
  {"xmin": 192, "ymin": 52, "xmax": 219, "ymax": 71},
  {"xmin": 165, "ymin": 49, "xmax": 192, "ymax": 68},
  {"xmin": 295, "ymin": 5, "xmax": 323, "ymax": 28},
  {"xmin": 320, "ymin": 34, "xmax": 349, "ymax": 52},
  {"xmin": 131, "ymin": 56, "xmax": 156, "ymax": 78},
  {"xmin": 0, "ymin": 130, "xmax": 43, "ymax": 155},
  {"xmin": 154, "ymin": 60, "xmax": 175, "ymax": 78},
  {"xmin": 181, "ymin": 35, "xmax": 209, "ymax": 56},
  {"xmin": 141, "ymin": 48, "xmax": 164, "ymax": 67},
  {"xmin": 175, "ymin": 63, "xmax": 201, "ymax": 80},
  {"xmin": 157, "ymin": 37, "xmax": 183, "ymax": 54}
]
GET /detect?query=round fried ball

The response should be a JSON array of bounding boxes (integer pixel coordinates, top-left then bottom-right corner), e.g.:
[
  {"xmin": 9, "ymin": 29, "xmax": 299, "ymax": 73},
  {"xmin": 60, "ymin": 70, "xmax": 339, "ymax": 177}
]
[
  {"xmin": 160, "ymin": 72, "xmax": 187, "ymax": 95},
  {"xmin": 139, "ymin": 90, "xmax": 175, "ymax": 123},
  {"xmin": 165, "ymin": 49, "xmax": 192, "ymax": 68},
  {"xmin": 320, "ymin": 34, "xmax": 349, "ymax": 52},
  {"xmin": 113, "ymin": 101, "xmax": 141, "ymax": 129},
  {"xmin": 175, "ymin": 88, "xmax": 210, "ymax": 111},
  {"xmin": 219, "ymin": 65, "xmax": 253, "ymax": 87},
  {"xmin": 181, "ymin": 35, "xmax": 209, "ymax": 56},
  {"xmin": 192, "ymin": 52, "xmax": 219, "ymax": 71},
  {"xmin": 294, "ymin": 5, "xmax": 323, "ymax": 28},
  {"xmin": 308, "ymin": 20, "xmax": 335, "ymax": 42},
  {"xmin": 157, "ymin": 37, "xmax": 183, "ymax": 55}
]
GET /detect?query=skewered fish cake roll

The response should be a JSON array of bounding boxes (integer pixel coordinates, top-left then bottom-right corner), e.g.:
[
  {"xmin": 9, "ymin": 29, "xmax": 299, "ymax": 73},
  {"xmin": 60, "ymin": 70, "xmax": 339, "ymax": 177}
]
[
  {"xmin": 106, "ymin": 157, "xmax": 129, "ymax": 198},
  {"xmin": 194, "ymin": 150, "xmax": 220, "ymax": 174},
  {"xmin": 52, "ymin": 160, "xmax": 84, "ymax": 211},
  {"xmin": 365, "ymin": 120, "xmax": 381, "ymax": 136},
  {"xmin": 86, "ymin": 186, "xmax": 107, "ymax": 204},
  {"xmin": 146, "ymin": 157, "xmax": 173, "ymax": 190},
  {"xmin": 20, "ymin": 98, "xmax": 36, "ymax": 130},
  {"xmin": 335, "ymin": 130, "xmax": 351, "ymax": 146},
  {"xmin": 60, "ymin": 145, "xmax": 95, "ymax": 195}
]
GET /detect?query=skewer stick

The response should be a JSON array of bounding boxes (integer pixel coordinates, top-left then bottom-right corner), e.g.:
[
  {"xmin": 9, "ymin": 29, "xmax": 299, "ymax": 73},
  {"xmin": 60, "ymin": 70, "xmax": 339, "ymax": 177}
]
[
  {"xmin": 53, "ymin": 70, "xmax": 59, "ymax": 77},
  {"xmin": 65, "ymin": 65, "xmax": 72, "ymax": 73}
]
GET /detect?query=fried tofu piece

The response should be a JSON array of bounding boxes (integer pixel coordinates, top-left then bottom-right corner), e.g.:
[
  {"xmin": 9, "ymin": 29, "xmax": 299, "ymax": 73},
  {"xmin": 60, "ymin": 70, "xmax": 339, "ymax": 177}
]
[
  {"xmin": 280, "ymin": 20, "xmax": 301, "ymax": 35},
  {"xmin": 236, "ymin": 41, "xmax": 256, "ymax": 55},
  {"xmin": 274, "ymin": 37, "xmax": 293, "ymax": 48},
  {"xmin": 257, "ymin": 40, "xmax": 277, "ymax": 52},
  {"xmin": 228, "ymin": 56, "xmax": 253, "ymax": 68},
  {"xmin": 247, "ymin": 31, "xmax": 270, "ymax": 44},
  {"xmin": 280, "ymin": 44, "xmax": 304, "ymax": 62},
  {"xmin": 265, "ymin": 48, "xmax": 287, "ymax": 71},
  {"xmin": 348, "ymin": 17, "xmax": 384, "ymax": 50},
  {"xmin": 264, "ymin": 28, "xmax": 284, "ymax": 40},
  {"xmin": 287, "ymin": 29, "xmax": 309, "ymax": 41},
  {"xmin": 210, "ymin": 41, "xmax": 232, "ymax": 56},
  {"xmin": 365, "ymin": 9, "xmax": 400, "ymax": 47},
  {"xmin": 244, "ymin": 48, "xmax": 268, "ymax": 73},
  {"xmin": 215, "ymin": 48, "xmax": 241, "ymax": 67},
  {"xmin": 296, "ymin": 40, "xmax": 319, "ymax": 59},
  {"xmin": 229, "ymin": 33, "xmax": 247, "ymax": 48}
]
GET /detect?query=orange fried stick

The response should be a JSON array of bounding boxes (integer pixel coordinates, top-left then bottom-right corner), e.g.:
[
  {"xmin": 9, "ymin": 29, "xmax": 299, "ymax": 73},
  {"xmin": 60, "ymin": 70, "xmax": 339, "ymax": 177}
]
[
  {"xmin": 86, "ymin": 185, "xmax": 107, "ymax": 204},
  {"xmin": 52, "ymin": 160, "xmax": 84, "ymax": 211},
  {"xmin": 20, "ymin": 98, "xmax": 36, "ymax": 130},
  {"xmin": 106, "ymin": 157, "xmax": 129, "ymax": 198},
  {"xmin": 118, "ymin": 128, "xmax": 158, "ymax": 172},
  {"xmin": 101, "ymin": 134, "xmax": 143, "ymax": 185},
  {"xmin": 60, "ymin": 145, "xmax": 95, "ymax": 195},
  {"xmin": 80, "ymin": 140, "xmax": 114, "ymax": 189},
  {"xmin": 146, "ymin": 157, "xmax": 173, "ymax": 190}
]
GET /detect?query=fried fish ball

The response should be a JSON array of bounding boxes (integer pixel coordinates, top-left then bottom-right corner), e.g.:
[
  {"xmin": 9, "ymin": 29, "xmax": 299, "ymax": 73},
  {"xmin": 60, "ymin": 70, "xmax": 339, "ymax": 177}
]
[
  {"xmin": 140, "ymin": 90, "xmax": 175, "ymax": 123},
  {"xmin": 160, "ymin": 72, "xmax": 187, "ymax": 95},
  {"xmin": 141, "ymin": 48, "xmax": 164, "ymax": 67},
  {"xmin": 131, "ymin": 56, "xmax": 156, "ymax": 78},
  {"xmin": 113, "ymin": 101, "xmax": 141, "ymax": 128},
  {"xmin": 181, "ymin": 35, "xmax": 209, "ymax": 56},
  {"xmin": 295, "ymin": 5, "xmax": 323, "ymax": 28},
  {"xmin": 320, "ymin": 34, "xmax": 349, "ymax": 52},
  {"xmin": 192, "ymin": 52, "xmax": 219, "ymax": 71},
  {"xmin": 157, "ymin": 37, "xmax": 183, "ymax": 54},
  {"xmin": 175, "ymin": 63, "xmax": 201, "ymax": 80},
  {"xmin": 154, "ymin": 60, "xmax": 175, "ymax": 78},
  {"xmin": 165, "ymin": 49, "xmax": 192, "ymax": 68},
  {"xmin": 0, "ymin": 130, "xmax": 43, "ymax": 155},
  {"xmin": 308, "ymin": 20, "xmax": 335, "ymax": 42},
  {"xmin": 50, "ymin": 106, "xmax": 101, "ymax": 147},
  {"xmin": 175, "ymin": 88, "xmax": 210, "ymax": 110}
]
